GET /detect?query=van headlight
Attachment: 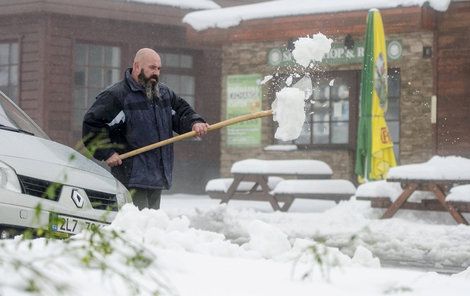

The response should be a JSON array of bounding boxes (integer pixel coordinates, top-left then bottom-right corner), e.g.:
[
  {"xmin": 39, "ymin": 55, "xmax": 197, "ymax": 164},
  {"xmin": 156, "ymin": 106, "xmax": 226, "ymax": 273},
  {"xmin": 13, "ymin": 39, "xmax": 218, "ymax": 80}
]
[
  {"xmin": 0, "ymin": 161, "xmax": 22, "ymax": 193},
  {"xmin": 116, "ymin": 180, "xmax": 132, "ymax": 207}
]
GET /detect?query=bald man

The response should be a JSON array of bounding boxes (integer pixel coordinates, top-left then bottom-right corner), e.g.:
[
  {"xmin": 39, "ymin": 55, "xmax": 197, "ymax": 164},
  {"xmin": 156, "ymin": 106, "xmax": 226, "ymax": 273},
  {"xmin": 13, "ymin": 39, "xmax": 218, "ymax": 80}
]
[{"xmin": 83, "ymin": 48, "xmax": 209, "ymax": 210}]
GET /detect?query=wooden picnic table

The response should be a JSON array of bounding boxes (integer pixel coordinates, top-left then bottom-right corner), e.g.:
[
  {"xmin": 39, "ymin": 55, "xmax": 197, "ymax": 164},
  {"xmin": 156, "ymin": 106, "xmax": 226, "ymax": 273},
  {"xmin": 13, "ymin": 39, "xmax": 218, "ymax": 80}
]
[
  {"xmin": 210, "ymin": 159, "xmax": 333, "ymax": 211},
  {"xmin": 381, "ymin": 178, "xmax": 470, "ymax": 224}
]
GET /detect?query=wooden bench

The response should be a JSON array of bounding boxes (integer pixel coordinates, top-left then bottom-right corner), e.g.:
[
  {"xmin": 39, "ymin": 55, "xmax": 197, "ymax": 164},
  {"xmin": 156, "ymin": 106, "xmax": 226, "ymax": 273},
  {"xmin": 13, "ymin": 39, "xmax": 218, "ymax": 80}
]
[
  {"xmin": 356, "ymin": 180, "xmax": 470, "ymax": 224},
  {"xmin": 206, "ymin": 159, "xmax": 355, "ymax": 211},
  {"xmin": 272, "ymin": 179, "xmax": 356, "ymax": 211},
  {"xmin": 357, "ymin": 196, "xmax": 470, "ymax": 213}
]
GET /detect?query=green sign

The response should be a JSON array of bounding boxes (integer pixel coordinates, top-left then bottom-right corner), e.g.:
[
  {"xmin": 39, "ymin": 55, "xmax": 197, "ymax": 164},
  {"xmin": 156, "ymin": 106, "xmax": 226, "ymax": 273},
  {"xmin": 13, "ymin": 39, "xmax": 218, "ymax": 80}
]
[
  {"xmin": 268, "ymin": 39, "xmax": 402, "ymax": 66},
  {"xmin": 226, "ymin": 74, "xmax": 262, "ymax": 147}
]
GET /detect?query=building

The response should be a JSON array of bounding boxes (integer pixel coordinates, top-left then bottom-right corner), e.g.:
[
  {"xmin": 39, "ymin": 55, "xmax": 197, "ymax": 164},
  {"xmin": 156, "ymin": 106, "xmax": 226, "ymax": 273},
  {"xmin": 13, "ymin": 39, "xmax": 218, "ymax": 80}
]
[
  {"xmin": 0, "ymin": 0, "xmax": 229, "ymax": 193},
  {"xmin": 184, "ymin": 0, "xmax": 470, "ymax": 181}
]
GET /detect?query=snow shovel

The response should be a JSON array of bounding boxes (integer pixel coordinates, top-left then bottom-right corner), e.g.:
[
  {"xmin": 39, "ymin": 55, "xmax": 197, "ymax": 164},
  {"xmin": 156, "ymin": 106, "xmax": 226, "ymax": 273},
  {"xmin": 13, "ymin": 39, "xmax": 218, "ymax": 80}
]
[{"xmin": 118, "ymin": 110, "xmax": 273, "ymax": 160}]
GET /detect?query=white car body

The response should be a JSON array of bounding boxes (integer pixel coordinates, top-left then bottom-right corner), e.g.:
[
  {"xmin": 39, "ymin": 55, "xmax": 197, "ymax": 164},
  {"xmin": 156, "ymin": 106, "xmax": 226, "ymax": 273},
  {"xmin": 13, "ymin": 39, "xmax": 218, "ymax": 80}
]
[{"xmin": 0, "ymin": 91, "xmax": 131, "ymax": 237}]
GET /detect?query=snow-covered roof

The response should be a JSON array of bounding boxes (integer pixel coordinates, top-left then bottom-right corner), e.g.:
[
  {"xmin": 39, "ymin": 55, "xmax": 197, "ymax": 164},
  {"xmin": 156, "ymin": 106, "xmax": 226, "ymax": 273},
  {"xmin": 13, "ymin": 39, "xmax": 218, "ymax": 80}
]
[
  {"xmin": 124, "ymin": 0, "xmax": 220, "ymax": 10},
  {"xmin": 183, "ymin": 0, "xmax": 451, "ymax": 31}
]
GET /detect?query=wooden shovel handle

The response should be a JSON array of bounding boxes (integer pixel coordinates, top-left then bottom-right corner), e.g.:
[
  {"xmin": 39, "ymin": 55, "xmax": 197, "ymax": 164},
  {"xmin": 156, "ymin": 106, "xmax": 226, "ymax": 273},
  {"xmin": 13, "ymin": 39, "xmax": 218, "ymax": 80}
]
[{"xmin": 118, "ymin": 109, "xmax": 273, "ymax": 160}]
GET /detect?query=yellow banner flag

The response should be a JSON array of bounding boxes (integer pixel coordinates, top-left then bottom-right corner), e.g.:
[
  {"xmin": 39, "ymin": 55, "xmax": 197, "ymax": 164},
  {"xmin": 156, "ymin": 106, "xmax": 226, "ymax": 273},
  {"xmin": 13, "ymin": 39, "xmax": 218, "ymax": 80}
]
[
  {"xmin": 370, "ymin": 10, "xmax": 396, "ymax": 179},
  {"xmin": 355, "ymin": 9, "xmax": 396, "ymax": 181}
]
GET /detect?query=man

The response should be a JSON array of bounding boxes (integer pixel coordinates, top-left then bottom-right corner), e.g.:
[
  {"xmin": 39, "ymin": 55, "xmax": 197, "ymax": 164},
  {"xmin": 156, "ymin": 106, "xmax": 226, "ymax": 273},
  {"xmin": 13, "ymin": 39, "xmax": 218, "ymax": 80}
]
[{"xmin": 82, "ymin": 48, "xmax": 209, "ymax": 210}]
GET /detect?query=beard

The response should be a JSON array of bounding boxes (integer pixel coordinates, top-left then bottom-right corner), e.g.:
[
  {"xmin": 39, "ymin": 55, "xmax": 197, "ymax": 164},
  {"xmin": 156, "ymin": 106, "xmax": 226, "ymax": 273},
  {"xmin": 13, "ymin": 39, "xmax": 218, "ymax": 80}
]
[{"xmin": 138, "ymin": 69, "xmax": 159, "ymax": 100}]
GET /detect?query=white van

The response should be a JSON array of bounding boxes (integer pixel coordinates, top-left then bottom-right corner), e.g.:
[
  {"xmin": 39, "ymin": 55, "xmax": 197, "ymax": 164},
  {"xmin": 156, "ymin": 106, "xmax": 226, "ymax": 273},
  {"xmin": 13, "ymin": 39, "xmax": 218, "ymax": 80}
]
[{"xmin": 0, "ymin": 91, "xmax": 131, "ymax": 238}]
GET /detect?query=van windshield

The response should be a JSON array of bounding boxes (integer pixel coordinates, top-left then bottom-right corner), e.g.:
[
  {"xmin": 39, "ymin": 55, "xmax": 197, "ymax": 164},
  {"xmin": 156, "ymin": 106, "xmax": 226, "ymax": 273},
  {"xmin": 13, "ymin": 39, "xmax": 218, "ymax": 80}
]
[{"xmin": 0, "ymin": 91, "xmax": 50, "ymax": 139}]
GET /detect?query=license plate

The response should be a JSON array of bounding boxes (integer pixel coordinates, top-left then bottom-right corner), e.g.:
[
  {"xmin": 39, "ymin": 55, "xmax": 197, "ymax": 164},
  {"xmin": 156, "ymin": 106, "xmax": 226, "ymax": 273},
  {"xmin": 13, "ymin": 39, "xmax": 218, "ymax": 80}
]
[{"xmin": 51, "ymin": 214, "xmax": 108, "ymax": 235}]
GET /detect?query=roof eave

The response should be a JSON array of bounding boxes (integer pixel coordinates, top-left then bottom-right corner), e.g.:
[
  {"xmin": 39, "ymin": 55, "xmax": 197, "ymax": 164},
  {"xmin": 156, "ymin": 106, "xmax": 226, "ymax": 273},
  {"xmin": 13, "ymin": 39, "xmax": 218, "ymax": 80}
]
[
  {"xmin": 0, "ymin": 0, "xmax": 195, "ymax": 26},
  {"xmin": 186, "ymin": 6, "xmax": 439, "ymax": 46}
]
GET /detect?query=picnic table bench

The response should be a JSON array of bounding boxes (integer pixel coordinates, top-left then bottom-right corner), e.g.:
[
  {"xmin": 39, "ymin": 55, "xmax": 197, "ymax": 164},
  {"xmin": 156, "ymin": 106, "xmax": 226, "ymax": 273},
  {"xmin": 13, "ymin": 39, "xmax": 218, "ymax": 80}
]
[
  {"xmin": 205, "ymin": 159, "xmax": 356, "ymax": 211},
  {"xmin": 356, "ymin": 156, "xmax": 470, "ymax": 224}
]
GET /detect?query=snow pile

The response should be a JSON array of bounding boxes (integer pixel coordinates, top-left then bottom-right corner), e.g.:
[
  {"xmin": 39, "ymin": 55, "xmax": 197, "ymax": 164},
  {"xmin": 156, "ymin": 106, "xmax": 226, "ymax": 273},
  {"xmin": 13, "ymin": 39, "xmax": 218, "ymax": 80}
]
[
  {"xmin": 205, "ymin": 177, "xmax": 284, "ymax": 192},
  {"xmin": 388, "ymin": 156, "xmax": 470, "ymax": 180},
  {"xmin": 454, "ymin": 267, "xmax": 470, "ymax": 280},
  {"xmin": 2, "ymin": 198, "xmax": 470, "ymax": 295},
  {"xmin": 292, "ymin": 34, "xmax": 333, "ymax": 67},
  {"xmin": 355, "ymin": 180, "xmax": 403, "ymax": 201},
  {"xmin": 243, "ymin": 220, "xmax": 291, "ymax": 259},
  {"xmin": 428, "ymin": 0, "xmax": 452, "ymax": 11},
  {"xmin": 354, "ymin": 180, "xmax": 436, "ymax": 203},
  {"xmin": 0, "ymin": 226, "xmax": 170, "ymax": 295},
  {"xmin": 356, "ymin": 157, "xmax": 470, "ymax": 202},
  {"xmin": 264, "ymin": 144, "xmax": 298, "ymax": 151},
  {"xmin": 447, "ymin": 185, "xmax": 470, "ymax": 202},
  {"xmin": 272, "ymin": 179, "xmax": 356, "ymax": 195},
  {"xmin": 230, "ymin": 159, "xmax": 333, "ymax": 175},
  {"xmin": 126, "ymin": 0, "xmax": 220, "ymax": 10},
  {"xmin": 163, "ymin": 196, "xmax": 470, "ymax": 270},
  {"xmin": 272, "ymin": 87, "xmax": 306, "ymax": 141},
  {"xmin": 110, "ymin": 205, "xmax": 250, "ymax": 258},
  {"xmin": 352, "ymin": 245, "xmax": 381, "ymax": 268},
  {"xmin": 183, "ymin": 0, "xmax": 451, "ymax": 31}
]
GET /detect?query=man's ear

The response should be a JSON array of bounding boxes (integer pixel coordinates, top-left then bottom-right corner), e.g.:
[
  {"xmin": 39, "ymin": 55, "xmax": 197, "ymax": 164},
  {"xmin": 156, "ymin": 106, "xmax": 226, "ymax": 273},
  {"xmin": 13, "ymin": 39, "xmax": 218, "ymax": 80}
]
[{"xmin": 133, "ymin": 62, "xmax": 140, "ymax": 73}]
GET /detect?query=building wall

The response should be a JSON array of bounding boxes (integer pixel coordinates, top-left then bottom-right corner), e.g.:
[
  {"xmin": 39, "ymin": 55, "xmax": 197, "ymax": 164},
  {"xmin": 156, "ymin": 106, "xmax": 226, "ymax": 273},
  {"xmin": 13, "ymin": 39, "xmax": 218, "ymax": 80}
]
[
  {"xmin": 0, "ymin": 14, "xmax": 45, "ymax": 126},
  {"xmin": 436, "ymin": 1, "xmax": 470, "ymax": 157},
  {"xmin": 218, "ymin": 31, "xmax": 435, "ymax": 180}
]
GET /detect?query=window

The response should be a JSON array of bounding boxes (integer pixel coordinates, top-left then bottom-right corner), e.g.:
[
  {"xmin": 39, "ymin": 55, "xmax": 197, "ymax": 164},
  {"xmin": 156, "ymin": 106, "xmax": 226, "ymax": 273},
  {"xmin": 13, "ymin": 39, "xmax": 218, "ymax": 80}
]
[
  {"xmin": 272, "ymin": 71, "xmax": 358, "ymax": 147},
  {"xmin": 387, "ymin": 68, "xmax": 401, "ymax": 160},
  {"xmin": 0, "ymin": 42, "xmax": 19, "ymax": 103},
  {"xmin": 73, "ymin": 43, "xmax": 121, "ymax": 134},
  {"xmin": 270, "ymin": 69, "xmax": 400, "ymax": 155},
  {"xmin": 304, "ymin": 75, "xmax": 352, "ymax": 145},
  {"xmin": 159, "ymin": 53, "xmax": 195, "ymax": 108}
]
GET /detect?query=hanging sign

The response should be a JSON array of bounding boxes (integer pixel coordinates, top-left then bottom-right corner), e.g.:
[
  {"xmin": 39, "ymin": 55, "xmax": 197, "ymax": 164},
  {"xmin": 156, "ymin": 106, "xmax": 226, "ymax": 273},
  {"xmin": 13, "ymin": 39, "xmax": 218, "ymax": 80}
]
[
  {"xmin": 268, "ymin": 39, "xmax": 402, "ymax": 66},
  {"xmin": 226, "ymin": 74, "xmax": 263, "ymax": 147}
]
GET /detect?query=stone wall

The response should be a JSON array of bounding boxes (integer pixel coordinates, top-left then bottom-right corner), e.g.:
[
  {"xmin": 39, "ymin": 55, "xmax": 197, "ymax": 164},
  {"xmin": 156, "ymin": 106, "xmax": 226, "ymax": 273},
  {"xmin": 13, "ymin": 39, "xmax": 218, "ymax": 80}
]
[{"xmin": 219, "ymin": 32, "xmax": 435, "ymax": 180}]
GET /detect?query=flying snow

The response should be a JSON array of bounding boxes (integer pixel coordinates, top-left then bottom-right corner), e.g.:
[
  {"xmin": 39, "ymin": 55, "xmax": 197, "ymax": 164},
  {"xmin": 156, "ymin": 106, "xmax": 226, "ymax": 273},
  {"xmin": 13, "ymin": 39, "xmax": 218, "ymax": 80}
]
[
  {"xmin": 271, "ymin": 87, "xmax": 306, "ymax": 141},
  {"xmin": 270, "ymin": 33, "xmax": 333, "ymax": 141},
  {"xmin": 291, "ymin": 33, "xmax": 333, "ymax": 67}
]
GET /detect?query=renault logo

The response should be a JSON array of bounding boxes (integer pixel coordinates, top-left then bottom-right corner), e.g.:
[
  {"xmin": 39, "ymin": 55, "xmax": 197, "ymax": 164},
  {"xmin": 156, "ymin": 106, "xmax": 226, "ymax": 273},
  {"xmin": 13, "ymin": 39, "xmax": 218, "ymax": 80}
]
[{"xmin": 71, "ymin": 189, "xmax": 84, "ymax": 208}]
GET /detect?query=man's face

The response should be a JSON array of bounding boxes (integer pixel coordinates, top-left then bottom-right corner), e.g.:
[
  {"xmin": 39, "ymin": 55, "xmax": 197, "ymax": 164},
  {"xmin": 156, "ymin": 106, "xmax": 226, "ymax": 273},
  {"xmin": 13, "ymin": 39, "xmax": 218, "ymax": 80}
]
[{"xmin": 137, "ymin": 55, "xmax": 161, "ymax": 86}]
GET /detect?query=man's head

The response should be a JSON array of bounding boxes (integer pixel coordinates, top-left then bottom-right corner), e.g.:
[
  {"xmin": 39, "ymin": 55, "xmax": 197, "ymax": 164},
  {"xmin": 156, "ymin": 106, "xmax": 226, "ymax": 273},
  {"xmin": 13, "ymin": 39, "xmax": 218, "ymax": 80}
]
[{"xmin": 132, "ymin": 48, "xmax": 162, "ymax": 99}]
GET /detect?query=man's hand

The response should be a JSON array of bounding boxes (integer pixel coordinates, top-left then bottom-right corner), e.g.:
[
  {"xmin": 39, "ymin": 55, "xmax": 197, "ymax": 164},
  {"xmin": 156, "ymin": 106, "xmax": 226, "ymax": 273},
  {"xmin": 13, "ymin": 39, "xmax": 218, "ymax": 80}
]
[
  {"xmin": 192, "ymin": 122, "xmax": 210, "ymax": 137},
  {"xmin": 105, "ymin": 152, "xmax": 122, "ymax": 167}
]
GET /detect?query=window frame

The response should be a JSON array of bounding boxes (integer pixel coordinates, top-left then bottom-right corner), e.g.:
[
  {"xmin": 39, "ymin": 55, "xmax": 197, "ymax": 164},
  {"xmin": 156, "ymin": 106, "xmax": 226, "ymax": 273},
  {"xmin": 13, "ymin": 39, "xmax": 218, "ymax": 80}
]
[
  {"xmin": 385, "ymin": 68, "xmax": 401, "ymax": 162},
  {"xmin": 0, "ymin": 40, "xmax": 20, "ymax": 104},
  {"xmin": 270, "ymin": 70, "xmax": 360, "ymax": 150},
  {"xmin": 269, "ymin": 68, "xmax": 400, "ymax": 155},
  {"xmin": 158, "ymin": 50, "xmax": 196, "ymax": 108},
  {"xmin": 72, "ymin": 41, "xmax": 123, "ymax": 138}
]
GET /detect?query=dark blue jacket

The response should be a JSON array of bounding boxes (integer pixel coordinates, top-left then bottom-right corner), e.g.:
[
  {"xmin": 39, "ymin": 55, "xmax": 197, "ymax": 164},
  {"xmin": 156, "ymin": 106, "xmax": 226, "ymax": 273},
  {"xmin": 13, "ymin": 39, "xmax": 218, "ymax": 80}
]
[{"xmin": 82, "ymin": 68, "xmax": 205, "ymax": 189}]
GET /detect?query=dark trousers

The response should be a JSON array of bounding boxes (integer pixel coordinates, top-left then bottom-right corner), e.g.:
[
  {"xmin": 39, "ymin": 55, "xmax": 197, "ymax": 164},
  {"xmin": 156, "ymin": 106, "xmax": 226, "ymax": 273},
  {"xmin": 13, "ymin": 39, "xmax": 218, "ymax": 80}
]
[{"xmin": 130, "ymin": 188, "xmax": 162, "ymax": 210}]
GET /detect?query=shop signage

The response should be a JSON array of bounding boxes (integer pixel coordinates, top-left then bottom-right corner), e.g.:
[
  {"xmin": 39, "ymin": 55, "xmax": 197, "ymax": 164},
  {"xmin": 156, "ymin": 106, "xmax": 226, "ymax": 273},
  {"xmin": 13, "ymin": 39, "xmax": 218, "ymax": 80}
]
[
  {"xmin": 268, "ymin": 39, "xmax": 402, "ymax": 66},
  {"xmin": 226, "ymin": 74, "xmax": 263, "ymax": 147}
]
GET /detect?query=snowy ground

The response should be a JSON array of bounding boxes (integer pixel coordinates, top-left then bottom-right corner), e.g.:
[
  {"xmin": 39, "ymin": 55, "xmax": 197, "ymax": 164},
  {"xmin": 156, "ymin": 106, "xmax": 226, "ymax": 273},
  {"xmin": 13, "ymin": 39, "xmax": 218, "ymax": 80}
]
[
  {"xmin": 2, "ymin": 193, "xmax": 469, "ymax": 296},
  {"xmin": 162, "ymin": 194, "xmax": 470, "ymax": 271}
]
